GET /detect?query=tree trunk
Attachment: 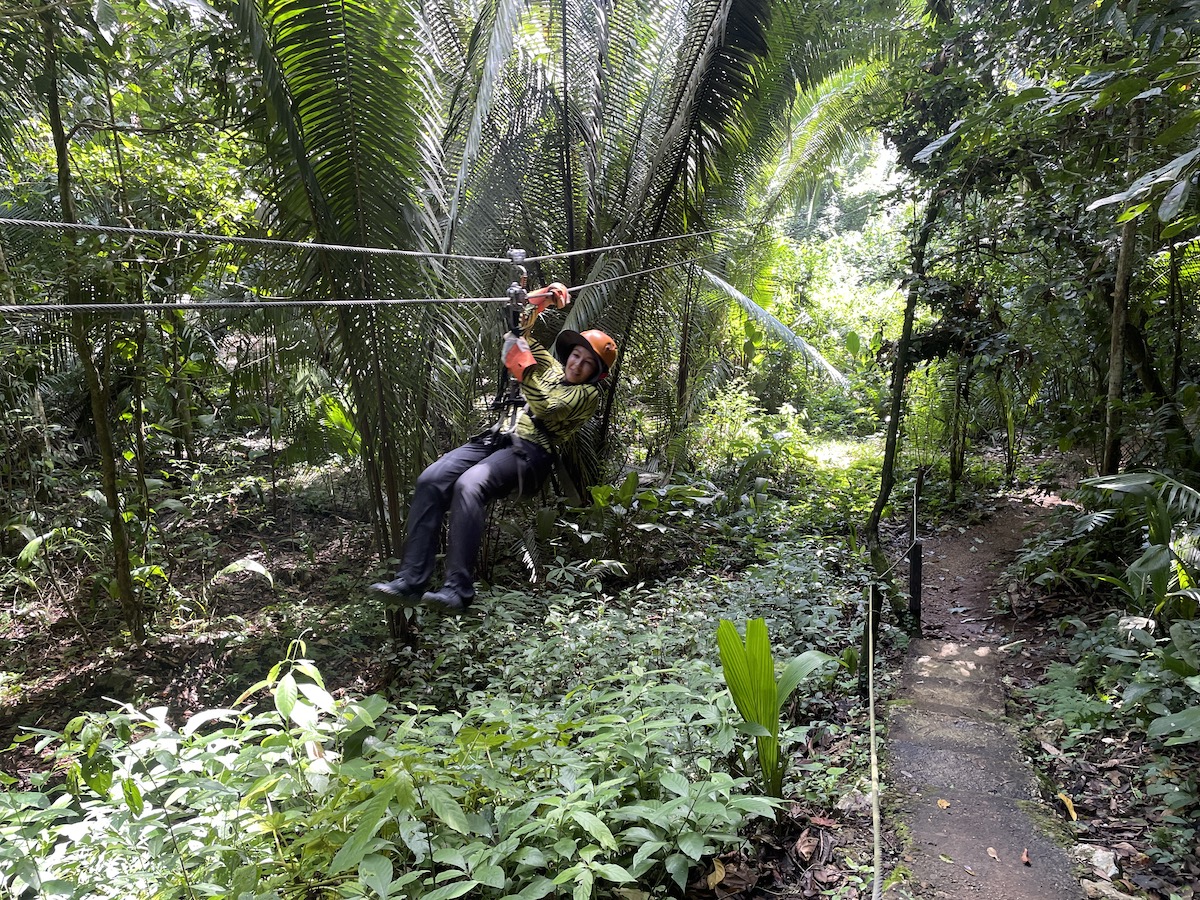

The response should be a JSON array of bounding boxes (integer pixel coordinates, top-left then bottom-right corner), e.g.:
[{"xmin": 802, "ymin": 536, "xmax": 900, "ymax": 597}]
[
  {"xmin": 948, "ymin": 353, "xmax": 970, "ymax": 502},
  {"xmin": 865, "ymin": 193, "xmax": 942, "ymax": 563},
  {"xmin": 41, "ymin": 11, "xmax": 143, "ymax": 639},
  {"xmin": 1101, "ymin": 102, "xmax": 1143, "ymax": 476}
]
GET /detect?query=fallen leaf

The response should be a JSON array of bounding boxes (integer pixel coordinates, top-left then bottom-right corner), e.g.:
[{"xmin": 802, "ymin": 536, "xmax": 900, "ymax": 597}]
[
  {"xmin": 939, "ymin": 854, "xmax": 954, "ymax": 864},
  {"xmin": 987, "ymin": 847, "xmax": 1000, "ymax": 861},
  {"xmin": 963, "ymin": 865, "xmax": 977, "ymax": 876},
  {"xmin": 706, "ymin": 859, "xmax": 726, "ymax": 889},
  {"xmin": 1022, "ymin": 848, "xmax": 1031, "ymax": 866},
  {"xmin": 809, "ymin": 815, "xmax": 839, "ymax": 828},
  {"xmin": 795, "ymin": 829, "xmax": 819, "ymax": 863},
  {"xmin": 1057, "ymin": 791, "xmax": 1078, "ymax": 821},
  {"xmin": 813, "ymin": 864, "xmax": 841, "ymax": 884},
  {"xmin": 937, "ymin": 798, "xmax": 951, "ymax": 809}
]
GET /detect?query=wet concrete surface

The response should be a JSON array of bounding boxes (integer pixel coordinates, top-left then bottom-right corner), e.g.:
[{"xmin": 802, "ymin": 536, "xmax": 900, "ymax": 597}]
[{"xmin": 887, "ymin": 639, "xmax": 1084, "ymax": 900}]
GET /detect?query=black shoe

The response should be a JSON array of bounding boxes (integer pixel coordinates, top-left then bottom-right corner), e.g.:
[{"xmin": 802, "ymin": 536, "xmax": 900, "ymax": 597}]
[
  {"xmin": 420, "ymin": 588, "xmax": 474, "ymax": 613},
  {"xmin": 369, "ymin": 578, "xmax": 425, "ymax": 606}
]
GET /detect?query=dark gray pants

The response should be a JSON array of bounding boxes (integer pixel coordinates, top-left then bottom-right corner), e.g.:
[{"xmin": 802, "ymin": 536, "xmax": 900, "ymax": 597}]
[{"xmin": 396, "ymin": 434, "xmax": 551, "ymax": 601}]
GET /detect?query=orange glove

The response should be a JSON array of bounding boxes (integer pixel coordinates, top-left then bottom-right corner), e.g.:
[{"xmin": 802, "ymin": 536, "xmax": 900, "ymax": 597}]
[
  {"xmin": 527, "ymin": 282, "xmax": 570, "ymax": 313},
  {"xmin": 503, "ymin": 333, "xmax": 535, "ymax": 381}
]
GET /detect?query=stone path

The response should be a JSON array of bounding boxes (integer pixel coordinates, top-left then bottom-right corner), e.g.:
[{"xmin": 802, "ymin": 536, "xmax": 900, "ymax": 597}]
[{"xmin": 889, "ymin": 638, "xmax": 1084, "ymax": 899}]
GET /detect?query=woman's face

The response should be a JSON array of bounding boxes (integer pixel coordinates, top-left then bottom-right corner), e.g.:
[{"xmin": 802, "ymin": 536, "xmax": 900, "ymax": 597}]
[{"xmin": 564, "ymin": 345, "xmax": 598, "ymax": 384}]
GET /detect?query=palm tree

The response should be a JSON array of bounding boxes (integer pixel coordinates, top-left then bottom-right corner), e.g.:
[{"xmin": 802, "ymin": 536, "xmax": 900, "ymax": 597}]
[{"xmin": 232, "ymin": 0, "xmax": 912, "ymax": 571}]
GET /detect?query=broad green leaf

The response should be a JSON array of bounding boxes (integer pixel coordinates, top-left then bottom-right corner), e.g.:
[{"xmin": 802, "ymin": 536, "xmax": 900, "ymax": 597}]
[
  {"xmin": 1115, "ymin": 201, "xmax": 1151, "ymax": 223},
  {"xmin": 474, "ymin": 864, "xmax": 506, "ymax": 889},
  {"xmin": 298, "ymin": 681, "xmax": 336, "ymax": 712},
  {"xmin": 591, "ymin": 862, "xmax": 634, "ymax": 882},
  {"xmin": 913, "ymin": 129, "xmax": 959, "ymax": 164},
  {"xmin": 181, "ymin": 708, "xmax": 241, "ymax": 736},
  {"xmin": 570, "ymin": 809, "xmax": 617, "ymax": 850},
  {"xmin": 360, "ymin": 854, "xmax": 393, "ymax": 900},
  {"xmin": 677, "ymin": 830, "xmax": 706, "ymax": 860},
  {"xmin": 423, "ymin": 880, "xmax": 480, "ymax": 900},
  {"xmin": 329, "ymin": 787, "xmax": 393, "ymax": 874},
  {"xmin": 121, "ymin": 777, "xmax": 143, "ymax": 817},
  {"xmin": 426, "ymin": 785, "xmax": 471, "ymax": 834},
  {"xmin": 659, "ymin": 772, "xmax": 689, "ymax": 796},
  {"xmin": 212, "ymin": 557, "xmax": 274, "ymax": 587},
  {"xmin": 1147, "ymin": 706, "xmax": 1200, "ymax": 744},
  {"xmin": 777, "ymin": 650, "xmax": 837, "ymax": 707},
  {"xmin": 727, "ymin": 795, "xmax": 779, "ymax": 817},
  {"xmin": 664, "ymin": 852, "xmax": 691, "ymax": 890},
  {"xmin": 511, "ymin": 875, "xmax": 556, "ymax": 899},
  {"xmin": 80, "ymin": 754, "xmax": 113, "ymax": 795},
  {"xmin": 274, "ymin": 672, "xmax": 298, "ymax": 719},
  {"xmin": 572, "ymin": 868, "xmax": 593, "ymax": 900},
  {"xmin": 1158, "ymin": 179, "xmax": 1191, "ymax": 222},
  {"xmin": 17, "ymin": 533, "xmax": 48, "ymax": 568}
]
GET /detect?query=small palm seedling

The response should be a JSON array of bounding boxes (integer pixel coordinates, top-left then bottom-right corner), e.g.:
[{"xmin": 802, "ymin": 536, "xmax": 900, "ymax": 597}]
[{"xmin": 717, "ymin": 617, "xmax": 836, "ymax": 797}]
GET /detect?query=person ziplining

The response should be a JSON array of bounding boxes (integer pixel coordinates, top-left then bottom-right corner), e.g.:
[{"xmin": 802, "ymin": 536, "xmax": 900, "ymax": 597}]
[{"xmin": 370, "ymin": 271, "xmax": 618, "ymax": 616}]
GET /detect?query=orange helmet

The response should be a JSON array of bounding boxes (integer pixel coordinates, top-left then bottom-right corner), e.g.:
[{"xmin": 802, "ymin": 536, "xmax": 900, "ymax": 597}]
[{"xmin": 555, "ymin": 328, "xmax": 619, "ymax": 378}]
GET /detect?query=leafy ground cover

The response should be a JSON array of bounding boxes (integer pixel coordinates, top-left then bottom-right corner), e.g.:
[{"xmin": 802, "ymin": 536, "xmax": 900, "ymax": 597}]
[{"xmin": 0, "ymin": 443, "xmax": 909, "ymax": 899}]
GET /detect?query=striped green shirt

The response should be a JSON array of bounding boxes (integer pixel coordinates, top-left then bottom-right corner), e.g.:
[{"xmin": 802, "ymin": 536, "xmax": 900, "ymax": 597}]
[{"xmin": 512, "ymin": 336, "xmax": 600, "ymax": 452}]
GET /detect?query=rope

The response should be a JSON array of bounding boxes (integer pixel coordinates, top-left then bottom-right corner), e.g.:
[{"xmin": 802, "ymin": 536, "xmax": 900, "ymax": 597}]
[
  {"xmin": 524, "ymin": 228, "xmax": 730, "ymax": 263},
  {"xmin": 0, "ymin": 217, "xmax": 735, "ymax": 265},
  {"xmin": 868, "ymin": 582, "xmax": 883, "ymax": 900},
  {"xmin": 0, "ymin": 218, "xmax": 510, "ymax": 263},
  {"xmin": 0, "ymin": 247, "xmax": 732, "ymax": 315},
  {"xmin": 0, "ymin": 296, "xmax": 507, "ymax": 314},
  {"xmin": 585, "ymin": 248, "xmax": 727, "ymax": 289}
]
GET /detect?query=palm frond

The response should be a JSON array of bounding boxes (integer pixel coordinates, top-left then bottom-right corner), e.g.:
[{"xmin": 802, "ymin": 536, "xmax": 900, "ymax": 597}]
[{"xmin": 700, "ymin": 267, "xmax": 847, "ymax": 387}]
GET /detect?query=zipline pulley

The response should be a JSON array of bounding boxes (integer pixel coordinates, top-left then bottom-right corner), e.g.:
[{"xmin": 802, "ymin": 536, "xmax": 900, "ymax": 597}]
[{"xmin": 491, "ymin": 249, "xmax": 529, "ymax": 430}]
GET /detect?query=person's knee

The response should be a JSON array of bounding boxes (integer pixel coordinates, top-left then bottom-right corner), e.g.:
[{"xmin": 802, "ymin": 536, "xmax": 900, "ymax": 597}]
[{"xmin": 453, "ymin": 469, "xmax": 491, "ymax": 507}]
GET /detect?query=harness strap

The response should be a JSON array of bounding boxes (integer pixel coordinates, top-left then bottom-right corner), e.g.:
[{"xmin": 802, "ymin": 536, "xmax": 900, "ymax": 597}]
[{"xmin": 527, "ymin": 412, "xmax": 584, "ymax": 506}]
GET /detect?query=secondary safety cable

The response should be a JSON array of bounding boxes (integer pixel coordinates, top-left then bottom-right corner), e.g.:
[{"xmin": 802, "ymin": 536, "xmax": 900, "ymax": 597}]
[
  {"xmin": 0, "ymin": 245, "xmax": 740, "ymax": 315},
  {"xmin": 0, "ymin": 217, "xmax": 736, "ymax": 268}
]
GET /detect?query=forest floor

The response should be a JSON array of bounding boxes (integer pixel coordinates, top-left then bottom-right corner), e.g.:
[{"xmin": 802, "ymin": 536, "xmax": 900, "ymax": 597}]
[
  {"xmin": 1, "ymin": 485, "xmax": 1196, "ymax": 899},
  {"xmin": 890, "ymin": 491, "xmax": 1198, "ymax": 900}
]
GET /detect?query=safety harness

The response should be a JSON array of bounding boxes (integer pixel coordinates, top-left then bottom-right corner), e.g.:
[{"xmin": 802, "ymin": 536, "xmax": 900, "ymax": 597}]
[{"xmin": 483, "ymin": 249, "xmax": 586, "ymax": 504}]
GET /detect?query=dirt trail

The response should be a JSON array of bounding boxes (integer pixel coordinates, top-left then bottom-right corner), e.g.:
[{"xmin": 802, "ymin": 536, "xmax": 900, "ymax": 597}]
[{"xmin": 888, "ymin": 494, "xmax": 1084, "ymax": 899}]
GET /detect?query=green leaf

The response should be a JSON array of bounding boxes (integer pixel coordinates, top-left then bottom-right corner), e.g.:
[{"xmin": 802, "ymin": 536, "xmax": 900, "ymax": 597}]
[
  {"xmin": 211, "ymin": 557, "xmax": 274, "ymax": 588},
  {"xmin": 591, "ymin": 862, "xmax": 634, "ymax": 883},
  {"xmin": 329, "ymin": 787, "xmax": 393, "ymax": 874},
  {"xmin": 274, "ymin": 672, "xmax": 298, "ymax": 719},
  {"xmin": 298, "ymin": 681, "xmax": 336, "ymax": 712},
  {"xmin": 512, "ymin": 876, "xmax": 556, "ymax": 899},
  {"xmin": 659, "ymin": 771, "xmax": 689, "ymax": 796},
  {"xmin": 423, "ymin": 880, "xmax": 480, "ymax": 900},
  {"xmin": 474, "ymin": 864, "xmax": 506, "ymax": 889},
  {"xmin": 1115, "ymin": 201, "xmax": 1151, "ymax": 223},
  {"xmin": 1147, "ymin": 706, "xmax": 1200, "ymax": 744},
  {"xmin": 664, "ymin": 852, "xmax": 691, "ymax": 890},
  {"xmin": 572, "ymin": 868, "xmax": 593, "ymax": 900},
  {"xmin": 1158, "ymin": 178, "xmax": 1191, "ymax": 222},
  {"xmin": 121, "ymin": 777, "xmax": 143, "ymax": 817},
  {"xmin": 777, "ymin": 650, "xmax": 837, "ymax": 707},
  {"xmin": 426, "ymin": 785, "xmax": 471, "ymax": 834},
  {"xmin": 677, "ymin": 830, "xmax": 706, "ymax": 860},
  {"xmin": 360, "ymin": 853, "xmax": 393, "ymax": 900},
  {"xmin": 17, "ymin": 533, "xmax": 49, "ymax": 567},
  {"xmin": 80, "ymin": 753, "xmax": 113, "ymax": 795},
  {"xmin": 569, "ymin": 809, "xmax": 617, "ymax": 850}
]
